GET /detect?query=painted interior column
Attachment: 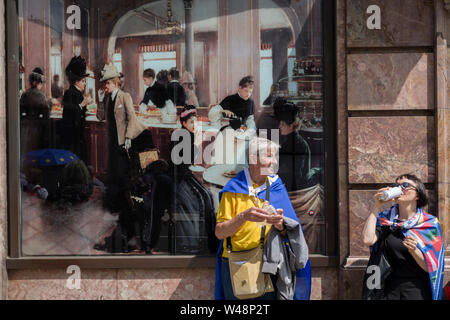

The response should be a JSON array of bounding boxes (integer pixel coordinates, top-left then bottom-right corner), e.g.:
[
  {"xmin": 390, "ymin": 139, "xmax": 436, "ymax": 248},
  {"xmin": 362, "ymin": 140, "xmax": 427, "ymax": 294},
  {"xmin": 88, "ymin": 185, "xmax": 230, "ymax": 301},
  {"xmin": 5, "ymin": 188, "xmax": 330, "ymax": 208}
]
[
  {"xmin": 120, "ymin": 40, "xmax": 139, "ymax": 103},
  {"xmin": 217, "ymin": 0, "xmax": 260, "ymax": 106},
  {"xmin": 271, "ymin": 29, "xmax": 290, "ymax": 90},
  {"xmin": 183, "ymin": 0, "xmax": 194, "ymax": 75},
  {"xmin": 435, "ymin": 0, "xmax": 450, "ymax": 254},
  {"xmin": 23, "ymin": 0, "xmax": 51, "ymax": 96}
]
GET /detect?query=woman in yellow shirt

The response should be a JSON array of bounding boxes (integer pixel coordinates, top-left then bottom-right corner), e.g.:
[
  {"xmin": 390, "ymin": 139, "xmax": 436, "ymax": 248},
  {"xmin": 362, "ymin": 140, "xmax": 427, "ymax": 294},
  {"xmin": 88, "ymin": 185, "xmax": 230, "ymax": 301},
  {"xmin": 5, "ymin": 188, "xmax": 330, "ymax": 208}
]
[{"xmin": 215, "ymin": 137, "xmax": 286, "ymax": 300}]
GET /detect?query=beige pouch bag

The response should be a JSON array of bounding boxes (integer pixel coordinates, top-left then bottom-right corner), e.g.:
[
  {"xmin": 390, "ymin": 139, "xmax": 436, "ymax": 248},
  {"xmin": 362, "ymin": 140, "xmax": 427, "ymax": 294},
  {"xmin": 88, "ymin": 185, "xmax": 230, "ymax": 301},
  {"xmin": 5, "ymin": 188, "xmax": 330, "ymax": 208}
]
[{"xmin": 226, "ymin": 226, "xmax": 274, "ymax": 299}]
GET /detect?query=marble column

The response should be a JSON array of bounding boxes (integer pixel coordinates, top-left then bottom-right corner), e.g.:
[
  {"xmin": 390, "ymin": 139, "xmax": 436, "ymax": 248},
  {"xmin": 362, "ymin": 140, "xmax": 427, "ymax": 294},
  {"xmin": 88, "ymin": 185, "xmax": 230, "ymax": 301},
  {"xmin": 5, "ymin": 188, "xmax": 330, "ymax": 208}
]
[
  {"xmin": 120, "ymin": 40, "xmax": 139, "ymax": 103},
  {"xmin": 271, "ymin": 29, "xmax": 290, "ymax": 89},
  {"xmin": 22, "ymin": 0, "xmax": 51, "ymax": 96},
  {"xmin": 295, "ymin": 0, "xmax": 312, "ymax": 59},
  {"xmin": 183, "ymin": 0, "xmax": 194, "ymax": 74},
  {"xmin": 436, "ymin": 0, "xmax": 450, "ymax": 255},
  {"xmin": 217, "ymin": 0, "xmax": 260, "ymax": 105},
  {"xmin": 0, "ymin": 0, "xmax": 6, "ymax": 300}
]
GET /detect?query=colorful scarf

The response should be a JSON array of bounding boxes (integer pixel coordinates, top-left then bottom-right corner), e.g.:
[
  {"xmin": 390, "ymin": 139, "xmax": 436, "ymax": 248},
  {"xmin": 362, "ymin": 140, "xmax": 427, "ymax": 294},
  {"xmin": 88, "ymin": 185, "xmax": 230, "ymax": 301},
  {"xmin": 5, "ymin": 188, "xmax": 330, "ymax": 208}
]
[
  {"xmin": 214, "ymin": 168, "xmax": 311, "ymax": 300},
  {"xmin": 377, "ymin": 204, "xmax": 445, "ymax": 300}
]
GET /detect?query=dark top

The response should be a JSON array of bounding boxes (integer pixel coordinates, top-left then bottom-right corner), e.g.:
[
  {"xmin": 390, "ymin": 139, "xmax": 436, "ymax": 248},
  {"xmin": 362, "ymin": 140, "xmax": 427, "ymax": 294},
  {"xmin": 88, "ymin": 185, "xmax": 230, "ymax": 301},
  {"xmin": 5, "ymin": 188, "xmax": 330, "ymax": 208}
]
[
  {"xmin": 277, "ymin": 131, "xmax": 311, "ymax": 191},
  {"xmin": 220, "ymin": 93, "xmax": 255, "ymax": 123},
  {"xmin": 62, "ymin": 85, "xmax": 87, "ymax": 160},
  {"xmin": 141, "ymin": 82, "xmax": 167, "ymax": 109},
  {"xmin": 20, "ymin": 88, "xmax": 50, "ymax": 119},
  {"xmin": 19, "ymin": 88, "xmax": 51, "ymax": 155},
  {"xmin": 107, "ymin": 94, "xmax": 118, "ymax": 149},
  {"xmin": 167, "ymin": 81, "xmax": 186, "ymax": 107},
  {"xmin": 169, "ymin": 127, "xmax": 198, "ymax": 180},
  {"xmin": 376, "ymin": 226, "xmax": 430, "ymax": 280},
  {"xmin": 51, "ymin": 83, "xmax": 63, "ymax": 99},
  {"xmin": 262, "ymin": 94, "xmax": 274, "ymax": 106}
]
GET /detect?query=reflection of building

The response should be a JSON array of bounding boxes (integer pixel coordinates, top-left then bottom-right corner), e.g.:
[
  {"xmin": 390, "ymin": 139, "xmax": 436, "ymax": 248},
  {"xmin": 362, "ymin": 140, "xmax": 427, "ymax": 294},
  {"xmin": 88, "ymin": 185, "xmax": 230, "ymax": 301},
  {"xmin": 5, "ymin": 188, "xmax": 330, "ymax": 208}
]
[{"xmin": 1, "ymin": 0, "xmax": 449, "ymax": 301}]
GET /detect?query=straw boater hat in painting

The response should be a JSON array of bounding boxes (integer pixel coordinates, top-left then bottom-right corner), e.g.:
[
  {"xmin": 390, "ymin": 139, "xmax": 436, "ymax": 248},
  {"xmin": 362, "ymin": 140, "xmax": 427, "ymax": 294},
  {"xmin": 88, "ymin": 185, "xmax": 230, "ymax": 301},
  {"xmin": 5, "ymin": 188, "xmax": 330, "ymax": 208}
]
[{"xmin": 100, "ymin": 64, "xmax": 121, "ymax": 82}]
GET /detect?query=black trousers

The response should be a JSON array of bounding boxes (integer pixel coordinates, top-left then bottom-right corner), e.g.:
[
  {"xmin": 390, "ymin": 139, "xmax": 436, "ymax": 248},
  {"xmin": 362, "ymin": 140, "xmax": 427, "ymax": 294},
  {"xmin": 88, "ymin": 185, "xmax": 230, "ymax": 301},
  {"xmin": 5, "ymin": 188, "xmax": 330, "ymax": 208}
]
[{"xmin": 383, "ymin": 276, "xmax": 432, "ymax": 300}]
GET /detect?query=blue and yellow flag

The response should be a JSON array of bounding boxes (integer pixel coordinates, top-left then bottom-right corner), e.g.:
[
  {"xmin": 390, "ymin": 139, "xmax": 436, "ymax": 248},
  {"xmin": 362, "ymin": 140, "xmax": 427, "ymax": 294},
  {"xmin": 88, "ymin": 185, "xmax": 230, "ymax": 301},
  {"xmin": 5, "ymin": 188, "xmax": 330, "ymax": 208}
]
[{"xmin": 214, "ymin": 168, "xmax": 311, "ymax": 300}]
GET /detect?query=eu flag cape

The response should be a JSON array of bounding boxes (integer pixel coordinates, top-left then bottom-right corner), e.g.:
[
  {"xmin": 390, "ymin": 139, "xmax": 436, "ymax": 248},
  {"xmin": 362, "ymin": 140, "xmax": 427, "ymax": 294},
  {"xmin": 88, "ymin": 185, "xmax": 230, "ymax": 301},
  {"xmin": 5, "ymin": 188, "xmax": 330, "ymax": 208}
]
[
  {"xmin": 214, "ymin": 168, "xmax": 311, "ymax": 300},
  {"xmin": 377, "ymin": 204, "xmax": 445, "ymax": 300}
]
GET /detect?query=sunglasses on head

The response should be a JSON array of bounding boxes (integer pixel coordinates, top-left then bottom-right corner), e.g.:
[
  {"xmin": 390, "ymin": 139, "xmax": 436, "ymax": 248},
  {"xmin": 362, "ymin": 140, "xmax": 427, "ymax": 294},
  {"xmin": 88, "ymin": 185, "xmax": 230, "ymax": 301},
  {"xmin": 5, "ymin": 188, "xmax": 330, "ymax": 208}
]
[{"xmin": 393, "ymin": 182, "xmax": 417, "ymax": 191}]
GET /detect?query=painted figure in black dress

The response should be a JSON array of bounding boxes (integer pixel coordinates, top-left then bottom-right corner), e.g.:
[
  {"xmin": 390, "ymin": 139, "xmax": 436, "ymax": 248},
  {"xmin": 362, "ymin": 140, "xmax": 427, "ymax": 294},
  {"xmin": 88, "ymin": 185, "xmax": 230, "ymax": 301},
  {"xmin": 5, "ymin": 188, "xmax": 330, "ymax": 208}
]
[
  {"xmin": 61, "ymin": 56, "xmax": 92, "ymax": 164},
  {"xmin": 168, "ymin": 106, "xmax": 217, "ymax": 254}
]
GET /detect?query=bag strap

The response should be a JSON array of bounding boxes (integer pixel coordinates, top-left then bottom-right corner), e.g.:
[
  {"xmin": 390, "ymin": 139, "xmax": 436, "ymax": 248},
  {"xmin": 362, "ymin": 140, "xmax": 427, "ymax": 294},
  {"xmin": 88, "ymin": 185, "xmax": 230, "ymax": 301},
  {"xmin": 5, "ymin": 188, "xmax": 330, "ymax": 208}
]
[{"xmin": 226, "ymin": 225, "xmax": 266, "ymax": 252}]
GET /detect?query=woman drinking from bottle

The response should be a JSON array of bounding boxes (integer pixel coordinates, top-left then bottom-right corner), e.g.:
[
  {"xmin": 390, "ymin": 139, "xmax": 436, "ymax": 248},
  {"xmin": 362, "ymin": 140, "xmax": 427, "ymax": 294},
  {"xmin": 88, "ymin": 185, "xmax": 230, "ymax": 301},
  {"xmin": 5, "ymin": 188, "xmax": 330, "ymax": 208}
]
[{"xmin": 362, "ymin": 173, "xmax": 444, "ymax": 300}]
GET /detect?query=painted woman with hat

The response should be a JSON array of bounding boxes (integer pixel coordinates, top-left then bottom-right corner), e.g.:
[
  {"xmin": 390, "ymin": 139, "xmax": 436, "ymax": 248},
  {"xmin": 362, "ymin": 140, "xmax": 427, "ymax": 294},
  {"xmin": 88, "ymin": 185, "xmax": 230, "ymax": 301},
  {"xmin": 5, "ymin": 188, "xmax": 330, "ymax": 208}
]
[
  {"xmin": 62, "ymin": 56, "xmax": 92, "ymax": 164},
  {"xmin": 273, "ymin": 97, "xmax": 325, "ymax": 253},
  {"xmin": 272, "ymin": 98, "xmax": 311, "ymax": 191},
  {"xmin": 167, "ymin": 105, "xmax": 216, "ymax": 254},
  {"xmin": 20, "ymin": 67, "xmax": 51, "ymax": 159}
]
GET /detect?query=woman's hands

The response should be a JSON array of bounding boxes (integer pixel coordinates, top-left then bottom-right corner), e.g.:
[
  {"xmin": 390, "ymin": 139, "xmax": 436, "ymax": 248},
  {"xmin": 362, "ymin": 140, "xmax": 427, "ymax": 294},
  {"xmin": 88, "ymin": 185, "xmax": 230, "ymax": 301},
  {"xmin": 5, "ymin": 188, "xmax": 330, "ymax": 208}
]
[
  {"xmin": 403, "ymin": 235, "xmax": 428, "ymax": 272},
  {"xmin": 268, "ymin": 209, "xmax": 284, "ymax": 231},
  {"xmin": 241, "ymin": 207, "xmax": 284, "ymax": 231},
  {"xmin": 81, "ymin": 95, "xmax": 93, "ymax": 107},
  {"xmin": 403, "ymin": 235, "xmax": 418, "ymax": 252},
  {"xmin": 362, "ymin": 187, "xmax": 392, "ymax": 247},
  {"xmin": 221, "ymin": 110, "xmax": 235, "ymax": 118},
  {"xmin": 373, "ymin": 187, "xmax": 394, "ymax": 209}
]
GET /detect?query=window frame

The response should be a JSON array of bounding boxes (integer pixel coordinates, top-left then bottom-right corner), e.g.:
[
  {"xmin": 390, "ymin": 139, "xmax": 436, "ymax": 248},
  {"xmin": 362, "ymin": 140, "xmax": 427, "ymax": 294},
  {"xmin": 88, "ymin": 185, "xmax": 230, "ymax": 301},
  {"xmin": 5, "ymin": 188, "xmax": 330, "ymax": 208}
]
[{"xmin": 6, "ymin": 0, "xmax": 338, "ymax": 269}]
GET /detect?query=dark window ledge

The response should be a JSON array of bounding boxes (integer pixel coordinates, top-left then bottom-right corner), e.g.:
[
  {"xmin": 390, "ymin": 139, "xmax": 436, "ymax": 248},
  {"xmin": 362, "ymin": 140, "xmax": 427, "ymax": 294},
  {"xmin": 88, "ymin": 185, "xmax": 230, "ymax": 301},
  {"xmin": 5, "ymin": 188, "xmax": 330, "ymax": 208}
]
[{"xmin": 6, "ymin": 255, "xmax": 338, "ymax": 270}]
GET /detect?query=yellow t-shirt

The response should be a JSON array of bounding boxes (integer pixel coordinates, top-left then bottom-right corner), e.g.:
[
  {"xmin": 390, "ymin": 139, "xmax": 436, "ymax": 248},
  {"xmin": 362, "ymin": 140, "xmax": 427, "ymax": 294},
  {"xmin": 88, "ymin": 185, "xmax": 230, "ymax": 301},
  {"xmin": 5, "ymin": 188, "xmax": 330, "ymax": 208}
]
[{"xmin": 216, "ymin": 182, "xmax": 271, "ymax": 258}]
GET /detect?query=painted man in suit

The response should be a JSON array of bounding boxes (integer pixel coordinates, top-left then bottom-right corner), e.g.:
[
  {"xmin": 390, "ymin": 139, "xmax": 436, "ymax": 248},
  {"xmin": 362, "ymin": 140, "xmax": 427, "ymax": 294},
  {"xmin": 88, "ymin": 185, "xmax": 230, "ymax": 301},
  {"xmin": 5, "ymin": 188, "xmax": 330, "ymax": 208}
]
[{"xmin": 96, "ymin": 63, "xmax": 151, "ymax": 252}]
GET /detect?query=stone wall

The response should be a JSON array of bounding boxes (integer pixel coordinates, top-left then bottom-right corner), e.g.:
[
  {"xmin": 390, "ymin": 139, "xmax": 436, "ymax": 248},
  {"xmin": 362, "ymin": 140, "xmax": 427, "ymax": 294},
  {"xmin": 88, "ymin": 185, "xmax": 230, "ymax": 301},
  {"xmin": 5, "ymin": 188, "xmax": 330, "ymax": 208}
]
[
  {"xmin": 339, "ymin": 0, "xmax": 450, "ymax": 299},
  {"xmin": 0, "ymin": 0, "xmax": 8, "ymax": 301},
  {"xmin": 1, "ymin": 0, "xmax": 449, "ymax": 300}
]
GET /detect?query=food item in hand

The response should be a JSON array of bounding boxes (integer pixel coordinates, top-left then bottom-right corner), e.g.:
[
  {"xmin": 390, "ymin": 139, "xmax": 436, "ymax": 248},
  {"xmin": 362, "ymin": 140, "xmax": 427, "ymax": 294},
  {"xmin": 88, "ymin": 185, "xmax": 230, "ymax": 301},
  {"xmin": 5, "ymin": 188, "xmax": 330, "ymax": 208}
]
[
  {"xmin": 262, "ymin": 201, "xmax": 277, "ymax": 215},
  {"xmin": 256, "ymin": 201, "xmax": 278, "ymax": 227}
]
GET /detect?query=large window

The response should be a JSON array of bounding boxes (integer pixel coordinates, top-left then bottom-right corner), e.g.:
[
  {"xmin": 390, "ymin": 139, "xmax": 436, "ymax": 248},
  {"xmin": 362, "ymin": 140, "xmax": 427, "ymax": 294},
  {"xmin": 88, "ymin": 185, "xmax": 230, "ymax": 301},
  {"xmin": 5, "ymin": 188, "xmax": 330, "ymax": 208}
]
[
  {"xmin": 141, "ymin": 50, "xmax": 177, "ymax": 92},
  {"xmin": 8, "ymin": 0, "xmax": 335, "ymax": 266},
  {"xmin": 260, "ymin": 45, "xmax": 273, "ymax": 104}
]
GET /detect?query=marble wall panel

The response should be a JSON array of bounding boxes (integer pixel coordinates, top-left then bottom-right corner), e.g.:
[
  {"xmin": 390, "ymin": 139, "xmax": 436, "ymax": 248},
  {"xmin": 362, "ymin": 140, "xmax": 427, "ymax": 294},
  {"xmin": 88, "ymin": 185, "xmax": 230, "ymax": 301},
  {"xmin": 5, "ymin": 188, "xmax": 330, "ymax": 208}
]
[
  {"xmin": 7, "ymin": 269, "xmax": 118, "ymax": 300},
  {"xmin": 310, "ymin": 267, "xmax": 339, "ymax": 300},
  {"xmin": 117, "ymin": 268, "xmax": 215, "ymax": 300},
  {"xmin": 348, "ymin": 53, "xmax": 434, "ymax": 110},
  {"xmin": 339, "ymin": 268, "xmax": 366, "ymax": 300},
  {"xmin": 6, "ymin": 266, "xmax": 341, "ymax": 300},
  {"xmin": 0, "ymin": 0, "xmax": 5, "ymax": 300},
  {"xmin": 336, "ymin": 0, "xmax": 350, "ymax": 266},
  {"xmin": 348, "ymin": 117, "xmax": 435, "ymax": 184},
  {"xmin": 347, "ymin": 0, "xmax": 434, "ymax": 47}
]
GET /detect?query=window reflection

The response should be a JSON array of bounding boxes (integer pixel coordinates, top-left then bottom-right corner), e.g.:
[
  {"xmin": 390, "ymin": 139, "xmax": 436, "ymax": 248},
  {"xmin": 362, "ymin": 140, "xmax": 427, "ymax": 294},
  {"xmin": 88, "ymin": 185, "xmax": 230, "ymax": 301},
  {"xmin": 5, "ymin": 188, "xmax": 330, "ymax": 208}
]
[{"xmin": 18, "ymin": 0, "xmax": 326, "ymax": 256}]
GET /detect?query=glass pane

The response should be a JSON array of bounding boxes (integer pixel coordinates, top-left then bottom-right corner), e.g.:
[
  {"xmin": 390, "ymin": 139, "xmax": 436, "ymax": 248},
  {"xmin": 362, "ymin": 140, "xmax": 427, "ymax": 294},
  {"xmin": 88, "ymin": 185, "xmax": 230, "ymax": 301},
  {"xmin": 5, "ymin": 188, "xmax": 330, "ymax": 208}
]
[{"xmin": 17, "ymin": 0, "xmax": 326, "ymax": 256}]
